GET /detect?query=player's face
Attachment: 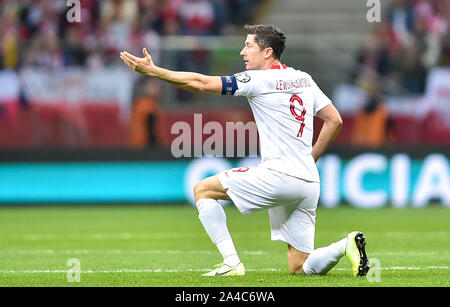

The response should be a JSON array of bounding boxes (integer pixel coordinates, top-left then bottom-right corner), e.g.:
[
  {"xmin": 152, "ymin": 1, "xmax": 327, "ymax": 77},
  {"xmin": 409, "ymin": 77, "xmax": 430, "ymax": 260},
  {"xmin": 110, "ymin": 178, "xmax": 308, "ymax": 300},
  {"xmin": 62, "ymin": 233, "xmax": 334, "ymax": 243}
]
[{"xmin": 240, "ymin": 35, "xmax": 265, "ymax": 70}]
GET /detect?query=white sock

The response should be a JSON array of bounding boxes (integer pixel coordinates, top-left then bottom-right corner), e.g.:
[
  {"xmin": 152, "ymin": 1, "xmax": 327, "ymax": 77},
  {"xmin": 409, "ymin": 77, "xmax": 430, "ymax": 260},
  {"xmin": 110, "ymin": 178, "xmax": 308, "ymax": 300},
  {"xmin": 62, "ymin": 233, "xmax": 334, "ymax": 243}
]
[
  {"xmin": 196, "ymin": 198, "xmax": 240, "ymax": 267},
  {"xmin": 302, "ymin": 237, "xmax": 347, "ymax": 275},
  {"xmin": 217, "ymin": 239, "xmax": 241, "ymax": 267}
]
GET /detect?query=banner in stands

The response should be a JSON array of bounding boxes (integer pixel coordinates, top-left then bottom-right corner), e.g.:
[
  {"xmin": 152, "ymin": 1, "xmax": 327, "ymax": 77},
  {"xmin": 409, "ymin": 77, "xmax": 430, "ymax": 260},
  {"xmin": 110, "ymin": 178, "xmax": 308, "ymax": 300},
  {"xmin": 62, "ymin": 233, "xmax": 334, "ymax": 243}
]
[
  {"xmin": 0, "ymin": 153, "xmax": 448, "ymax": 208},
  {"xmin": 20, "ymin": 67, "xmax": 135, "ymax": 120}
]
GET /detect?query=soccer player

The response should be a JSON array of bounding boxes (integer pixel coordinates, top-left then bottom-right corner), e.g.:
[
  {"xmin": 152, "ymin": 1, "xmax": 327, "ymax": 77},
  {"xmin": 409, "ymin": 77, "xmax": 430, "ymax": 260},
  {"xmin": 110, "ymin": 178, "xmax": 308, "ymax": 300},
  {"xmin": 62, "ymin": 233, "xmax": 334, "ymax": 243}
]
[{"xmin": 120, "ymin": 24, "xmax": 369, "ymax": 277}]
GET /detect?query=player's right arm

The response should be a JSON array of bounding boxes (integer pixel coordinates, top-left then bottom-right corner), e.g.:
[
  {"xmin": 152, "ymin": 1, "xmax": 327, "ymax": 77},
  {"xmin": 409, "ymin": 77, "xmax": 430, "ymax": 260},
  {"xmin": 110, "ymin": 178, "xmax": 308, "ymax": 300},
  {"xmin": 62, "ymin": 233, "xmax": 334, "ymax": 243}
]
[
  {"xmin": 120, "ymin": 48, "xmax": 222, "ymax": 94},
  {"xmin": 311, "ymin": 104, "xmax": 343, "ymax": 163}
]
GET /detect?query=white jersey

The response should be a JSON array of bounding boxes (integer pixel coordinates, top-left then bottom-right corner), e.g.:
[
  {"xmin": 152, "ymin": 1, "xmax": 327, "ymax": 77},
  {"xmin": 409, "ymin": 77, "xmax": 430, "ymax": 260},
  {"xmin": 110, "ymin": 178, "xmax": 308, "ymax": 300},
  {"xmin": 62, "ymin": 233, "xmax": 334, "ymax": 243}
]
[{"xmin": 221, "ymin": 64, "xmax": 332, "ymax": 182}]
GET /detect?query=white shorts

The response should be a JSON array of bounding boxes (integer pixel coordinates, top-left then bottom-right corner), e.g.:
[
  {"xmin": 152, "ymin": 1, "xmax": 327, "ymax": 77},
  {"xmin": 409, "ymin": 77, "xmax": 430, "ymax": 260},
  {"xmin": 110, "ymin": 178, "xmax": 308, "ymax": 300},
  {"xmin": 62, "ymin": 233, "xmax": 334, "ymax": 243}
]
[{"xmin": 218, "ymin": 166, "xmax": 320, "ymax": 253}]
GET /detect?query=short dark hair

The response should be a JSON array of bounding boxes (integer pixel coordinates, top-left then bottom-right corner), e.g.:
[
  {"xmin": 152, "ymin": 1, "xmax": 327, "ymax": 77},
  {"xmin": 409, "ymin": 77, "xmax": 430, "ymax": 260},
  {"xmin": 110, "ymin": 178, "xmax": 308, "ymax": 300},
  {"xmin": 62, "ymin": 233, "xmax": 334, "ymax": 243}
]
[{"xmin": 243, "ymin": 24, "xmax": 286, "ymax": 60}]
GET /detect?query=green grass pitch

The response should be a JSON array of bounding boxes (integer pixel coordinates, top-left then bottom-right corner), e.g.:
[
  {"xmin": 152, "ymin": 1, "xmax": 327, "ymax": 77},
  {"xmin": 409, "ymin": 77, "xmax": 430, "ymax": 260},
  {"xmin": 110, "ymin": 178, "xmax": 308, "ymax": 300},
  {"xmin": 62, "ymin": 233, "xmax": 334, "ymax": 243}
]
[{"xmin": 0, "ymin": 204, "xmax": 448, "ymax": 287}]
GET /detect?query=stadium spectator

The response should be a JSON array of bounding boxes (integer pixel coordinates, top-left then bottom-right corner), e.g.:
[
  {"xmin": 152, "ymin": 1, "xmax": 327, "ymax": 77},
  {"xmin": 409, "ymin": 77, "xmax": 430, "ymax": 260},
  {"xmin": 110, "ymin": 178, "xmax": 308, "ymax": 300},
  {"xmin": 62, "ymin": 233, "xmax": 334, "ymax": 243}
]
[
  {"xmin": 227, "ymin": 0, "xmax": 262, "ymax": 27},
  {"xmin": 62, "ymin": 26, "xmax": 88, "ymax": 66},
  {"xmin": 0, "ymin": 3, "xmax": 19, "ymax": 69},
  {"xmin": 172, "ymin": 0, "xmax": 229, "ymax": 101},
  {"xmin": 386, "ymin": 0, "xmax": 415, "ymax": 45},
  {"xmin": 351, "ymin": 91, "xmax": 393, "ymax": 148},
  {"xmin": 129, "ymin": 78, "xmax": 164, "ymax": 148},
  {"xmin": 178, "ymin": 0, "xmax": 219, "ymax": 36},
  {"xmin": 442, "ymin": 34, "xmax": 450, "ymax": 66},
  {"xmin": 351, "ymin": 22, "xmax": 396, "ymax": 92}
]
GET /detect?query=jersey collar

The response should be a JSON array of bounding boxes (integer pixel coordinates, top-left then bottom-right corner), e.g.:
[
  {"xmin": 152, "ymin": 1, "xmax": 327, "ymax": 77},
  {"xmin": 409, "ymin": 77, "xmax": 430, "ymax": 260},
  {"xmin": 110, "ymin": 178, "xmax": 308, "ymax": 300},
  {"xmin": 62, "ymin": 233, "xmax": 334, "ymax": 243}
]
[{"xmin": 270, "ymin": 64, "xmax": 288, "ymax": 69}]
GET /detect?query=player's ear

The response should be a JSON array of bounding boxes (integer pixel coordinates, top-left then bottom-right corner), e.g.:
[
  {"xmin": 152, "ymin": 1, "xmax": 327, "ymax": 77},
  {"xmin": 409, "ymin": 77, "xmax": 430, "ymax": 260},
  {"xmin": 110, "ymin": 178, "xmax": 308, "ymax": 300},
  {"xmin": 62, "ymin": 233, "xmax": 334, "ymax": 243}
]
[{"xmin": 264, "ymin": 47, "xmax": 273, "ymax": 59}]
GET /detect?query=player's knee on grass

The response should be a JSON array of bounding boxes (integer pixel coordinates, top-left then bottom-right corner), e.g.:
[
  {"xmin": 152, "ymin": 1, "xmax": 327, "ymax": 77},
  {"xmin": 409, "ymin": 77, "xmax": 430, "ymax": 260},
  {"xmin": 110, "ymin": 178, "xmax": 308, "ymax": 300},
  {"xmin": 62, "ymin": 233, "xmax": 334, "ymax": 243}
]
[{"xmin": 287, "ymin": 244, "xmax": 309, "ymax": 275}]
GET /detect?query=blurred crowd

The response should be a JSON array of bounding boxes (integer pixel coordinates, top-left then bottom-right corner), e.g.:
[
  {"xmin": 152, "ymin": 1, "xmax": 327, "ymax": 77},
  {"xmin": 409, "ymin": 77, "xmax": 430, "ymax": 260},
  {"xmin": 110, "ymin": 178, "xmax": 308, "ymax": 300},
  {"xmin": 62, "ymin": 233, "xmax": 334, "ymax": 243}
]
[
  {"xmin": 0, "ymin": 0, "xmax": 264, "ymax": 148},
  {"xmin": 353, "ymin": 0, "xmax": 450, "ymax": 96},
  {"xmin": 1, "ymin": 0, "xmax": 448, "ymax": 149},
  {"xmin": 0, "ymin": 0, "xmax": 262, "ymax": 71},
  {"xmin": 348, "ymin": 0, "xmax": 450, "ymax": 148}
]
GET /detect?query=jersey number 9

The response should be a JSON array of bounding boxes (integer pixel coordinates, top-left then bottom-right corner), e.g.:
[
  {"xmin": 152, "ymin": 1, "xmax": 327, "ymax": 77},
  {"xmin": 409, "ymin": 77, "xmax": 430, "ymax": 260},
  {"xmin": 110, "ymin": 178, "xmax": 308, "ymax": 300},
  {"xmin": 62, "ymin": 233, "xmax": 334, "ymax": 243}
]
[{"xmin": 289, "ymin": 94, "xmax": 306, "ymax": 138}]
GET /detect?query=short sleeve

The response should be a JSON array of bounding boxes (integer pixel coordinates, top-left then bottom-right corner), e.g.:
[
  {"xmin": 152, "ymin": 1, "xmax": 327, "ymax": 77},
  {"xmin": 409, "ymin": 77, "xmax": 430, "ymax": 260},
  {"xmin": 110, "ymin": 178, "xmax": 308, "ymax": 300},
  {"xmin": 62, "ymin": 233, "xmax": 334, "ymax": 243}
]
[
  {"xmin": 312, "ymin": 79, "xmax": 332, "ymax": 115},
  {"xmin": 221, "ymin": 71, "xmax": 261, "ymax": 97}
]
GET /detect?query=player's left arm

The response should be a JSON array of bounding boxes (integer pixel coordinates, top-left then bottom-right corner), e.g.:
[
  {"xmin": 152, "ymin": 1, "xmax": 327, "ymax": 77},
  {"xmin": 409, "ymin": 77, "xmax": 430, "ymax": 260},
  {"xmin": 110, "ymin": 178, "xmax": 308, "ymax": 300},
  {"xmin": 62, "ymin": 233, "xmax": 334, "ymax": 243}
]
[
  {"xmin": 311, "ymin": 104, "xmax": 343, "ymax": 162},
  {"xmin": 120, "ymin": 48, "xmax": 222, "ymax": 94}
]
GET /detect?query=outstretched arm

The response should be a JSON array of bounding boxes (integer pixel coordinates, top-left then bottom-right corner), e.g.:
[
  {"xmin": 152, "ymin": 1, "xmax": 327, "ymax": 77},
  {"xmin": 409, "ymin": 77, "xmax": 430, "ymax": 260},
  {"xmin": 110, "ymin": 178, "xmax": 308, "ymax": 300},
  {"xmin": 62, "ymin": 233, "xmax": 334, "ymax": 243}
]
[
  {"xmin": 120, "ymin": 48, "xmax": 222, "ymax": 94},
  {"xmin": 312, "ymin": 104, "xmax": 343, "ymax": 162}
]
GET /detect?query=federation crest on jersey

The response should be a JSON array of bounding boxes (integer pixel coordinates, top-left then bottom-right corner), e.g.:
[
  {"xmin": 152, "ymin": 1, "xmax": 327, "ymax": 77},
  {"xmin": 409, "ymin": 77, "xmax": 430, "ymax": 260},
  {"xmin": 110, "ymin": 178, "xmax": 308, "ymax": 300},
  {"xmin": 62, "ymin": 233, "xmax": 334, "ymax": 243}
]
[{"xmin": 235, "ymin": 72, "xmax": 251, "ymax": 83}]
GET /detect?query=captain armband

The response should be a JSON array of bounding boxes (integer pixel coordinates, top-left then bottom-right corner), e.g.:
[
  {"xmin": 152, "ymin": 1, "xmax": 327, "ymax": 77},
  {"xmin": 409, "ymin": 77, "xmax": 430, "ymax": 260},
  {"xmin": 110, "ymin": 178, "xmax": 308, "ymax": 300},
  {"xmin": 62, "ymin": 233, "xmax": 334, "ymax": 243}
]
[{"xmin": 220, "ymin": 75, "xmax": 238, "ymax": 95}]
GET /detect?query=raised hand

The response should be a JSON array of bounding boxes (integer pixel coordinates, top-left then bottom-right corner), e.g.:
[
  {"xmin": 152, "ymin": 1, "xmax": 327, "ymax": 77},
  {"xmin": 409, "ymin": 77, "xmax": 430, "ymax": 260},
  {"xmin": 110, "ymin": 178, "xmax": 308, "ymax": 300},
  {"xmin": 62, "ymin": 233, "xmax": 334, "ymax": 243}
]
[{"xmin": 120, "ymin": 48, "xmax": 155, "ymax": 75}]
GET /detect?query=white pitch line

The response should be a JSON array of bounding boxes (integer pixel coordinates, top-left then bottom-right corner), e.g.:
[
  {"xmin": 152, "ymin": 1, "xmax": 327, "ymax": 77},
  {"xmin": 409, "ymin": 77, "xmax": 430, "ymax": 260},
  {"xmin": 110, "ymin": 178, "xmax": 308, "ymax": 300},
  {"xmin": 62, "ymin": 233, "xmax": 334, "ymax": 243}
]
[
  {"xmin": 384, "ymin": 232, "xmax": 449, "ymax": 237},
  {"xmin": 0, "ymin": 266, "xmax": 448, "ymax": 274},
  {"xmin": 2, "ymin": 249, "xmax": 449, "ymax": 258},
  {"xmin": 16, "ymin": 233, "xmax": 210, "ymax": 241},
  {"xmin": 0, "ymin": 268, "xmax": 279, "ymax": 274},
  {"xmin": 370, "ymin": 251, "xmax": 450, "ymax": 256},
  {"xmin": 0, "ymin": 249, "xmax": 267, "ymax": 255}
]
